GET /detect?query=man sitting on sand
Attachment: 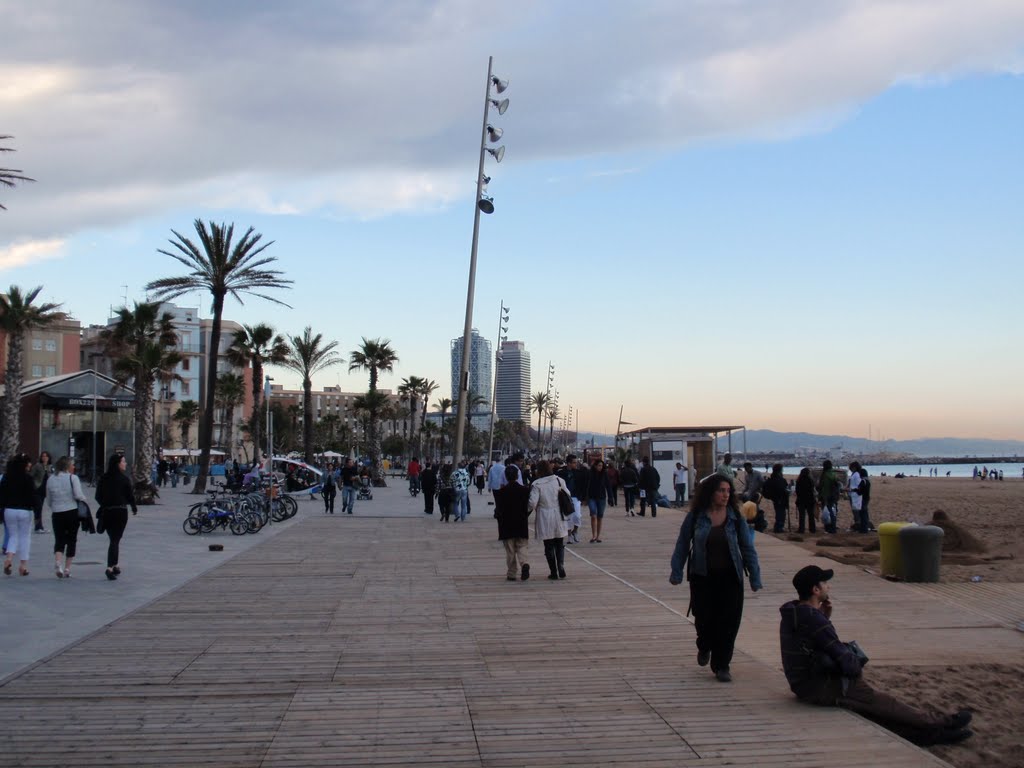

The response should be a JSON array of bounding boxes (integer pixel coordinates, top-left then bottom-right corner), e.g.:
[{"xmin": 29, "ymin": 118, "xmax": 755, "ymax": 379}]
[{"xmin": 779, "ymin": 565, "xmax": 973, "ymax": 747}]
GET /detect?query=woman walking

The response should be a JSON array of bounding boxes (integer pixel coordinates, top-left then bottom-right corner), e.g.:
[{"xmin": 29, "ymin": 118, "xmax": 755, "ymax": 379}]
[
  {"xmin": 529, "ymin": 460, "xmax": 570, "ymax": 580},
  {"xmin": 587, "ymin": 458, "xmax": 609, "ymax": 542},
  {"xmin": 95, "ymin": 454, "xmax": 137, "ymax": 581},
  {"xmin": 620, "ymin": 459, "xmax": 639, "ymax": 516},
  {"xmin": 2, "ymin": 454, "xmax": 37, "ymax": 576},
  {"xmin": 669, "ymin": 474, "xmax": 762, "ymax": 682},
  {"xmin": 437, "ymin": 463, "xmax": 454, "ymax": 523},
  {"xmin": 45, "ymin": 456, "xmax": 88, "ymax": 578}
]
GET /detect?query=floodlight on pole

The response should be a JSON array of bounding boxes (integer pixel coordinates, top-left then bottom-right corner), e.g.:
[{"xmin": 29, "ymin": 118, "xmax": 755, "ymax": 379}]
[
  {"xmin": 453, "ymin": 56, "xmax": 509, "ymax": 465},
  {"xmin": 486, "ymin": 300, "xmax": 509, "ymax": 464}
]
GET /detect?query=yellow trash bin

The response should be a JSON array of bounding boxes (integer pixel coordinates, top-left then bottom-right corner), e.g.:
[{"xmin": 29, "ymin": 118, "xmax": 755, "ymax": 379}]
[{"xmin": 879, "ymin": 522, "xmax": 914, "ymax": 578}]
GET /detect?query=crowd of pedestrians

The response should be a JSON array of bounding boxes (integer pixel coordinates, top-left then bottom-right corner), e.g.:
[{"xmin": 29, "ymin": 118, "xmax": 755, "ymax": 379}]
[{"xmin": 2, "ymin": 451, "xmax": 137, "ymax": 581}]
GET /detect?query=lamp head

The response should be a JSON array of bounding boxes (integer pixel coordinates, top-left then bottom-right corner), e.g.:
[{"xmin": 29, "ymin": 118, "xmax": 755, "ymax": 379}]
[
  {"xmin": 478, "ymin": 196, "xmax": 495, "ymax": 214},
  {"xmin": 490, "ymin": 98, "xmax": 509, "ymax": 115},
  {"xmin": 486, "ymin": 145, "xmax": 505, "ymax": 163},
  {"xmin": 486, "ymin": 125, "xmax": 503, "ymax": 143},
  {"xmin": 491, "ymin": 76, "xmax": 508, "ymax": 94}
]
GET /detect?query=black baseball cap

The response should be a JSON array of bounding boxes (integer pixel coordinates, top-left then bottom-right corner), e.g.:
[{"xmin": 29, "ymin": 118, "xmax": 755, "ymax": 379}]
[{"xmin": 793, "ymin": 565, "xmax": 834, "ymax": 598}]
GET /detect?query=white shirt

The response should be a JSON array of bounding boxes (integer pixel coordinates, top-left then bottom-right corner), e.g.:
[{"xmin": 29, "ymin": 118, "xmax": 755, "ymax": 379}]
[{"xmin": 45, "ymin": 472, "xmax": 87, "ymax": 514}]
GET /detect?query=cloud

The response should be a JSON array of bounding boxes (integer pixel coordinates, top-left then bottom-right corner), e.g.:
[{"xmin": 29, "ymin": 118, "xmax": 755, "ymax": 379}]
[
  {"xmin": 1, "ymin": 0, "xmax": 1022, "ymax": 242},
  {"xmin": 0, "ymin": 238, "xmax": 66, "ymax": 270}
]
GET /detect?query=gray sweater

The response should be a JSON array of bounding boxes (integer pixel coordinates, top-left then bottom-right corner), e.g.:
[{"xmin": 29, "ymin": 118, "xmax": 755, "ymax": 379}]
[{"xmin": 45, "ymin": 472, "xmax": 87, "ymax": 514}]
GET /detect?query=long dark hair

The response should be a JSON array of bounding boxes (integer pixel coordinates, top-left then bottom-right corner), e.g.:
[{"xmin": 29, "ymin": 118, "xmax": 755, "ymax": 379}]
[
  {"xmin": 5, "ymin": 454, "xmax": 31, "ymax": 477},
  {"xmin": 105, "ymin": 453, "xmax": 125, "ymax": 476},
  {"xmin": 691, "ymin": 473, "xmax": 739, "ymax": 514}
]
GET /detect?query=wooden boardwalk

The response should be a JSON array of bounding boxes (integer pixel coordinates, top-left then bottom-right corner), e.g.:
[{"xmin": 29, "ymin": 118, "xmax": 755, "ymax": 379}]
[{"xmin": 2, "ymin": 495, "xmax": 1005, "ymax": 767}]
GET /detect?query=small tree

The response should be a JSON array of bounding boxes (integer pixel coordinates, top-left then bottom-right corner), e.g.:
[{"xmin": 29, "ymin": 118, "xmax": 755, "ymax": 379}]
[
  {"xmin": 174, "ymin": 400, "xmax": 200, "ymax": 449},
  {"xmin": 215, "ymin": 372, "xmax": 246, "ymax": 459}
]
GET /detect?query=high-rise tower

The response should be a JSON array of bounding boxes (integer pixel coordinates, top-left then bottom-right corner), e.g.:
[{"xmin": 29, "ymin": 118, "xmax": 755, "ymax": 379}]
[
  {"xmin": 450, "ymin": 329, "xmax": 492, "ymax": 411},
  {"xmin": 494, "ymin": 340, "xmax": 531, "ymax": 422}
]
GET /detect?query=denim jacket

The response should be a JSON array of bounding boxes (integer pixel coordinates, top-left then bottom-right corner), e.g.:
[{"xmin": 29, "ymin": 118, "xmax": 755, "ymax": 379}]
[{"xmin": 670, "ymin": 507, "xmax": 762, "ymax": 590}]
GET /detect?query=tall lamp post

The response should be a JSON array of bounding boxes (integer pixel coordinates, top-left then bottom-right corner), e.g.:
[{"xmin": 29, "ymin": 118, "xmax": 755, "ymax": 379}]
[
  {"xmin": 453, "ymin": 56, "xmax": 509, "ymax": 465},
  {"xmin": 486, "ymin": 301, "xmax": 509, "ymax": 464}
]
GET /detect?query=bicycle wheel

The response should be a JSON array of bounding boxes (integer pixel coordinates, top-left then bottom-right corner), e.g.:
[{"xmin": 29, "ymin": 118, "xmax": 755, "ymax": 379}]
[
  {"xmin": 229, "ymin": 514, "xmax": 249, "ymax": 535},
  {"xmin": 182, "ymin": 513, "xmax": 204, "ymax": 535}
]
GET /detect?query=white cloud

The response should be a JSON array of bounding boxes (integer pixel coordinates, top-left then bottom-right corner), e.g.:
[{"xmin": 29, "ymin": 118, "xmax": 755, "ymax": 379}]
[
  {"xmin": 0, "ymin": 238, "xmax": 66, "ymax": 270},
  {"xmin": 0, "ymin": 0, "xmax": 1022, "ymax": 242}
]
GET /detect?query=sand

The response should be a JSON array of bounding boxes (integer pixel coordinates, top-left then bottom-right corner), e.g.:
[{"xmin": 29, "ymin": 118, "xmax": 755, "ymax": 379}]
[{"xmin": 767, "ymin": 477, "xmax": 1024, "ymax": 766}]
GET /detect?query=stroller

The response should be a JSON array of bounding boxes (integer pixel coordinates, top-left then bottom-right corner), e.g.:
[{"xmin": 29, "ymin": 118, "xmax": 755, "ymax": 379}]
[{"xmin": 357, "ymin": 474, "xmax": 374, "ymax": 501}]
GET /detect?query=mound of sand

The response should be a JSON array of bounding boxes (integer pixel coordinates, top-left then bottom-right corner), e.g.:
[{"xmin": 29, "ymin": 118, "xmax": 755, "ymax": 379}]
[{"xmin": 930, "ymin": 510, "xmax": 987, "ymax": 554}]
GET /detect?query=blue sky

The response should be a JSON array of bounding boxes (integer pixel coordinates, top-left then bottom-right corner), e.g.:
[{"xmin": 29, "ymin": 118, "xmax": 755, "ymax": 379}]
[{"xmin": 1, "ymin": 1, "xmax": 1022, "ymax": 439}]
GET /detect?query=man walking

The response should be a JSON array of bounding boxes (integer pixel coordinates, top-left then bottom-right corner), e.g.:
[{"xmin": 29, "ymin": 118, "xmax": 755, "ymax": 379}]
[
  {"xmin": 420, "ymin": 461, "xmax": 437, "ymax": 515},
  {"xmin": 322, "ymin": 462, "xmax": 337, "ymax": 514},
  {"xmin": 638, "ymin": 456, "xmax": 660, "ymax": 517},
  {"xmin": 340, "ymin": 458, "xmax": 359, "ymax": 515},
  {"xmin": 672, "ymin": 462, "xmax": 689, "ymax": 506}
]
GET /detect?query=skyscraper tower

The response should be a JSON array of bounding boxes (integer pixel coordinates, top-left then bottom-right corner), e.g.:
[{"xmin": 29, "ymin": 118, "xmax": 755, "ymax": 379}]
[
  {"xmin": 494, "ymin": 340, "xmax": 531, "ymax": 421},
  {"xmin": 450, "ymin": 329, "xmax": 492, "ymax": 411}
]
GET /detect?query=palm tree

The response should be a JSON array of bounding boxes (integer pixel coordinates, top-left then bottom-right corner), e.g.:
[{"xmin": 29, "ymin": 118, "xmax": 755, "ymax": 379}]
[
  {"xmin": 0, "ymin": 286, "xmax": 65, "ymax": 466},
  {"xmin": 145, "ymin": 219, "xmax": 292, "ymax": 493},
  {"xmin": 100, "ymin": 302, "xmax": 182, "ymax": 503},
  {"xmin": 0, "ymin": 136, "xmax": 34, "ymax": 211},
  {"xmin": 416, "ymin": 378, "xmax": 438, "ymax": 456},
  {"xmin": 547, "ymin": 406, "xmax": 560, "ymax": 454},
  {"xmin": 226, "ymin": 323, "xmax": 289, "ymax": 465},
  {"xmin": 530, "ymin": 391, "xmax": 549, "ymax": 456},
  {"xmin": 174, "ymin": 400, "xmax": 200, "ymax": 449},
  {"xmin": 399, "ymin": 375, "xmax": 425, "ymax": 445},
  {"xmin": 420, "ymin": 420, "xmax": 439, "ymax": 462},
  {"xmin": 283, "ymin": 326, "xmax": 342, "ymax": 465},
  {"xmin": 348, "ymin": 337, "xmax": 399, "ymax": 482},
  {"xmin": 434, "ymin": 397, "xmax": 453, "ymax": 457},
  {"xmin": 215, "ymin": 371, "xmax": 246, "ymax": 457}
]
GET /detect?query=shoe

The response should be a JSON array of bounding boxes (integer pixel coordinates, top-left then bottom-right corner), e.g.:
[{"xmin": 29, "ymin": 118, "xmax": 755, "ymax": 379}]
[
  {"xmin": 557, "ymin": 566, "xmax": 566, "ymax": 579},
  {"xmin": 949, "ymin": 709, "xmax": 973, "ymax": 730},
  {"xmin": 56, "ymin": 565, "xmax": 64, "ymax": 579},
  {"xmin": 63, "ymin": 570, "xmax": 71, "ymax": 579},
  {"xmin": 521, "ymin": 564, "xmax": 530, "ymax": 581},
  {"xmin": 590, "ymin": 538, "xmax": 596, "ymax": 543},
  {"xmin": 506, "ymin": 576, "xmax": 517, "ymax": 581},
  {"xmin": 112, "ymin": 566, "xmax": 121, "ymax": 575},
  {"xmin": 715, "ymin": 669, "xmax": 732, "ymax": 683},
  {"xmin": 697, "ymin": 650, "xmax": 711, "ymax": 667},
  {"xmin": 3, "ymin": 562, "xmax": 11, "ymax": 576},
  {"xmin": 105, "ymin": 569, "xmax": 117, "ymax": 581},
  {"xmin": 19, "ymin": 567, "xmax": 29, "ymax": 576},
  {"xmin": 548, "ymin": 573, "xmax": 559, "ymax": 580},
  {"xmin": 595, "ymin": 538, "xmax": 602, "ymax": 543}
]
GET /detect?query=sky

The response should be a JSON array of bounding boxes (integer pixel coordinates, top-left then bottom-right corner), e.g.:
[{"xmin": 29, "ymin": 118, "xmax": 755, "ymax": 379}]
[{"xmin": 1, "ymin": 0, "xmax": 1023, "ymax": 440}]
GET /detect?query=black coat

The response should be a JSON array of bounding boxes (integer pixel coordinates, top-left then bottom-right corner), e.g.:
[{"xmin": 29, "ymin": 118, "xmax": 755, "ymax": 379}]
[
  {"xmin": 95, "ymin": 470, "xmax": 137, "ymax": 512},
  {"xmin": 493, "ymin": 483, "xmax": 531, "ymax": 540},
  {"xmin": 639, "ymin": 464, "xmax": 660, "ymax": 492},
  {"xmin": 420, "ymin": 467, "xmax": 438, "ymax": 492}
]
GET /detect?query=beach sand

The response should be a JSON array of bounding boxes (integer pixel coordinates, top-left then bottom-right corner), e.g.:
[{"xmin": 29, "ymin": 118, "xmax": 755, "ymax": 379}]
[{"xmin": 767, "ymin": 477, "xmax": 1024, "ymax": 767}]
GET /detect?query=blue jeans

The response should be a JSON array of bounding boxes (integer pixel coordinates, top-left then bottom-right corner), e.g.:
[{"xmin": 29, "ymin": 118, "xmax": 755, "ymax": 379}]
[
  {"xmin": 588, "ymin": 498, "xmax": 606, "ymax": 518},
  {"xmin": 821, "ymin": 503, "xmax": 837, "ymax": 531},
  {"xmin": 453, "ymin": 489, "xmax": 468, "ymax": 521},
  {"xmin": 342, "ymin": 486, "xmax": 356, "ymax": 514}
]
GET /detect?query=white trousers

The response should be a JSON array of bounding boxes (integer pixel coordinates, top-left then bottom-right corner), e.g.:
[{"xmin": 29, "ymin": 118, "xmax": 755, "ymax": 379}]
[{"xmin": 3, "ymin": 508, "xmax": 33, "ymax": 560}]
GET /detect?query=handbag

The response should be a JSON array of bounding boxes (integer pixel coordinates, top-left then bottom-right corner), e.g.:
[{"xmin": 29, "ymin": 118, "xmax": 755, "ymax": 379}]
[
  {"xmin": 95, "ymin": 508, "xmax": 106, "ymax": 534},
  {"xmin": 557, "ymin": 487, "xmax": 574, "ymax": 520},
  {"xmin": 70, "ymin": 476, "xmax": 91, "ymax": 519}
]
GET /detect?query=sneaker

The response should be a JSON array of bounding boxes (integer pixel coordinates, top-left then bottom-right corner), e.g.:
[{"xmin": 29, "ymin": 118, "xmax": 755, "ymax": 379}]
[
  {"xmin": 715, "ymin": 669, "xmax": 732, "ymax": 683},
  {"xmin": 520, "ymin": 564, "xmax": 530, "ymax": 581},
  {"xmin": 506, "ymin": 576, "xmax": 517, "ymax": 581},
  {"xmin": 697, "ymin": 650, "xmax": 711, "ymax": 667},
  {"xmin": 557, "ymin": 566, "xmax": 566, "ymax": 579}
]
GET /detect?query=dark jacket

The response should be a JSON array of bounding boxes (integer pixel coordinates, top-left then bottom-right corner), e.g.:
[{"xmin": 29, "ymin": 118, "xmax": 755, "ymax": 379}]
[
  {"xmin": 779, "ymin": 600, "xmax": 864, "ymax": 700},
  {"xmin": 763, "ymin": 473, "xmax": 789, "ymax": 504},
  {"xmin": 557, "ymin": 465, "xmax": 590, "ymax": 499},
  {"xmin": 586, "ymin": 469, "xmax": 608, "ymax": 502},
  {"xmin": 795, "ymin": 473, "xmax": 816, "ymax": 507},
  {"xmin": 620, "ymin": 465, "xmax": 639, "ymax": 486},
  {"xmin": 95, "ymin": 470, "xmax": 137, "ymax": 512},
  {"xmin": 0, "ymin": 471, "xmax": 36, "ymax": 510},
  {"xmin": 493, "ymin": 483, "xmax": 531, "ymax": 540},
  {"xmin": 638, "ymin": 464, "xmax": 660, "ymax": 492},
  {"xmin": 420, "ymin": 466, "xmax": 438, "ymax": 492}
]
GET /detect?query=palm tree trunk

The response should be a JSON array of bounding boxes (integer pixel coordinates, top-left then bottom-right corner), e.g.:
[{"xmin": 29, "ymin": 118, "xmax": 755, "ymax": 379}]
[
  {"xmin": 0, "ymin": 334, "xmax": 25, "ymax": 465},
  {"xmin": 251, "ymin": 359, "xmax": 263, "ymax": 465},
  {"xmin": 193, "ymin": 294, "xmax": 224, "ymax": 493},
  {"xmin": 224, "ymin": 408, "xmax": 235, "ymax": 459},
  {"xmin": 302, "ymin": 378, "xmax": 314, "ymax": 465},
  {"xmin": 134, "ymin": 385, "xmax": 158, "ymax": 504}
]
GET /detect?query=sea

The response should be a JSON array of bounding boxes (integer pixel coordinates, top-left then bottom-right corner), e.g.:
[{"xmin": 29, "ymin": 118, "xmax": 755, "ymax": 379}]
[{"xmin": 777, "ymin": 462, "xmax": 1024, "ymax": 479}]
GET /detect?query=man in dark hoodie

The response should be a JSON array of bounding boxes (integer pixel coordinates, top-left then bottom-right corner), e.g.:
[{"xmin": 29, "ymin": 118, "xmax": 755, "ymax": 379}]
[{"xmin": 779, "ymin": 565, "xmax": 973, "ymax": 747}]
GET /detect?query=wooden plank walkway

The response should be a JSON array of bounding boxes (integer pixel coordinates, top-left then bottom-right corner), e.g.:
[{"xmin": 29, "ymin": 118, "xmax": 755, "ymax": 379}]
[{"xmin": 0, "ymin": 496, "xmax": 992, "ymax": 767}]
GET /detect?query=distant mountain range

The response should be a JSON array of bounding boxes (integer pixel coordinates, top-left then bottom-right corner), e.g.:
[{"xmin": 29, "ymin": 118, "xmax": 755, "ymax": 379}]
[{"xmin": 576, "ymin": 429, "xmax": 1024, "ymax": 459}]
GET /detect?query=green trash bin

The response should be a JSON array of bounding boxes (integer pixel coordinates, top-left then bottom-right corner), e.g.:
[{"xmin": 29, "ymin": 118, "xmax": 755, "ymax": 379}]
[
  {"xmin": 900, "ymin": 525, "xmax": 944, "ymax": 583},
  {"xmin": 878, "ymin": 522, "xmax": 913, "ymax": 578}
]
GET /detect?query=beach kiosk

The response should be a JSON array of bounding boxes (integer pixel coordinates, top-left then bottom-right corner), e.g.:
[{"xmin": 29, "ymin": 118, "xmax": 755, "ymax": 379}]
[{"xmin": 619, "ymin": 425, "xmax": 745, "ymax": 502}]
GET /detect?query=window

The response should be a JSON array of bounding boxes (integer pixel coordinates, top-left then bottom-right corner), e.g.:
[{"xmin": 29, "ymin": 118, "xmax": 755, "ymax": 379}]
[
  {"xmin": 45, "ymin": 365, "xmax": 56, "ymax": 376},
  {"xmin": 31, "ymin": 365, "xmax": 42, "ymax": 377},
  {"xmin": 45, "ymin": 340, "xmax": 57, "ymax": 352},
  {"xmin": 31, "ymin": 339, "xmax": 42, "ymax": 351},
  {"xmin": 182, "ymin": 358, "xmax": 190, "ymax": 371},
  {"xmin": 181, "ymin": 382, "xmax": 190, "ymax": 396}
]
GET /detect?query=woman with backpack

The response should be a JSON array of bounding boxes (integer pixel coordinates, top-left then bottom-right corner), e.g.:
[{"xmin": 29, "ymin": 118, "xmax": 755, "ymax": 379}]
[{"xmin": 669, "ymin": 474, "xmax": 762, "ymax": 683}]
